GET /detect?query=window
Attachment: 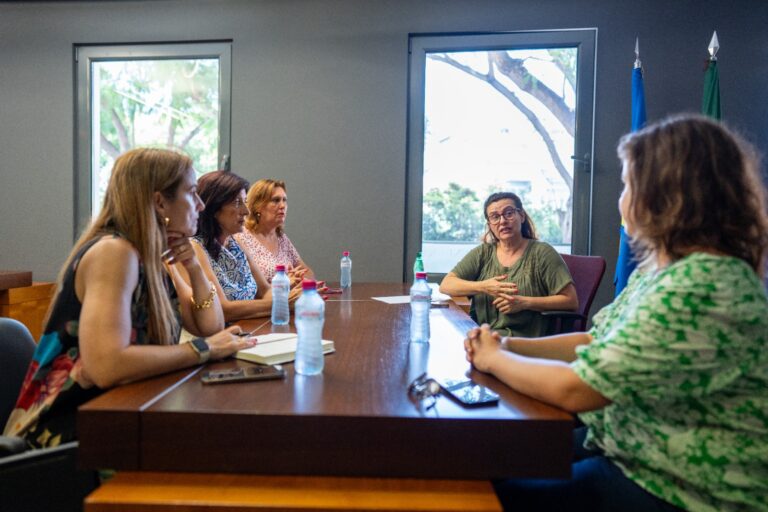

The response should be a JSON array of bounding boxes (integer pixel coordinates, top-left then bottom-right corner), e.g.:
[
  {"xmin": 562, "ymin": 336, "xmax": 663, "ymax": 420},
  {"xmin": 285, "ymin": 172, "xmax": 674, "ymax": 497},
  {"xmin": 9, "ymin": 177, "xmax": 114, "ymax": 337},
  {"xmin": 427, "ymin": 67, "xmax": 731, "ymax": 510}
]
[
  {"xmin": 405, "ymin": 31, "xmax": 596, "ymax": 279},
  {"xmin": 75, "ymin": 42, "xmax": 232, "ymax": 234}
]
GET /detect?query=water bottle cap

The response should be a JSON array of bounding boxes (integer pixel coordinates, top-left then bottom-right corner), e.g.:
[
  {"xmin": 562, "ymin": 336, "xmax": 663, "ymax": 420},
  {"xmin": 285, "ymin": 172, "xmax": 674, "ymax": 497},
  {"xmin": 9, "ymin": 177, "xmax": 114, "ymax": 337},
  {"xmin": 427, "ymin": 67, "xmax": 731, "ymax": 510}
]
[
  {"xmin": 415, "ymin": 272, "xmax": 427, "ymax": 279},
  {"xmin": 275, "ymin": 264, "xmax": 286, "ymax": 272},
  {"xmin": 342, "ymin": 251, "xmax": 350, "ymax": 256},
  {"xmin": 301, "ymin": 279, "xmax": 317, "ymax": 290}
]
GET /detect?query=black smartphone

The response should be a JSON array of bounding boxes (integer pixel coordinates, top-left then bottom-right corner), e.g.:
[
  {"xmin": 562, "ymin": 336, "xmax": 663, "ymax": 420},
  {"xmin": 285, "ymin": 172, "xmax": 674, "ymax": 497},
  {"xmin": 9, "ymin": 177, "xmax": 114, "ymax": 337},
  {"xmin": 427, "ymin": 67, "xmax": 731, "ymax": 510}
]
[
  {"xmin": 438, "ymin": 377, "xmax": 500, "ymax": 408},
  {"xmin": 201, "ymin": 365, "xmax": 285, "ymax": 384}
]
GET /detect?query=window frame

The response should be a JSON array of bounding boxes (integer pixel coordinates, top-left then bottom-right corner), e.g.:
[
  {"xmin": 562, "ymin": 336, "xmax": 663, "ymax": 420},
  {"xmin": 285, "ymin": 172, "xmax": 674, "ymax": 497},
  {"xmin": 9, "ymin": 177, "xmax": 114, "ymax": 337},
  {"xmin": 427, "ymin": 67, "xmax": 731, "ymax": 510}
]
[
  {"xmin": 74, "ymin": 41, "xmax": 232, "ymax": 239},
  {"xmin": 404, "ymin": 30, "xmax": 597, "ymax": 282}
]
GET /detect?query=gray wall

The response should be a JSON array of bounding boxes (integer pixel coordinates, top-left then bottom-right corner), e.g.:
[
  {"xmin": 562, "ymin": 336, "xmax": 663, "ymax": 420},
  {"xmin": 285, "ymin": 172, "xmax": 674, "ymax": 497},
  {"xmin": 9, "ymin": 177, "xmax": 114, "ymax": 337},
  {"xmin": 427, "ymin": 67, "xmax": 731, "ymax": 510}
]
[{"xmin": 1, "ymin": 0, "xmax": 766, "ymax": 315}]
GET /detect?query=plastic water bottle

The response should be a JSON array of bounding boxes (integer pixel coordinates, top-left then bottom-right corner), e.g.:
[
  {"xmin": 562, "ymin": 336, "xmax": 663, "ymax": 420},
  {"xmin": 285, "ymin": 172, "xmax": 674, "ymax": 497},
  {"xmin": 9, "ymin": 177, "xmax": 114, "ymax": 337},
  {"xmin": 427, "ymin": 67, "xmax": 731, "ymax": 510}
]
[
  {"xmin": 340, "ymin": 251, "xmax": 352, "ymax": 289},
  {"xmin": 295, "ymin": 279, "xmax": 325, "ymax": 375},
  {"xmin": 270, "ymin": 264, "xmax": 290, "ymax": 326},
  {"xmin": 413, "ymin": 252, "xmax": 424, "ymax": 276},
  {"xmin": 410, "ymin": 272, "xmax": 432, "ymax": 343}
]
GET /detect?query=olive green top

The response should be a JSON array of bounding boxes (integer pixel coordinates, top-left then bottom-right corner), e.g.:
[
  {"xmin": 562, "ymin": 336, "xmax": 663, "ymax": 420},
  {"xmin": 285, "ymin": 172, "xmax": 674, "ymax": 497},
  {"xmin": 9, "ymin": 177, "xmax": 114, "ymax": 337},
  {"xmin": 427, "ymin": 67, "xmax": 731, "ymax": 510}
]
[
  {"xmin": 573, "ymin": 253, "xmax": 768, "ymax": 511},
  {"xmin": 450, "ymin": 240, "xmax": 573, "ymax": 337}
]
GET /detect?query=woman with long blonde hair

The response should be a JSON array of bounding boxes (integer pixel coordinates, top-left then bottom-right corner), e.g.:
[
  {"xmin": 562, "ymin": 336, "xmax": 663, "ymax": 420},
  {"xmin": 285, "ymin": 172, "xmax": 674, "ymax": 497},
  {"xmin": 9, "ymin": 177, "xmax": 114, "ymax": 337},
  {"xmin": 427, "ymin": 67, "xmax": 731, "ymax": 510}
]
[{"xmin": 4, "ymin": 148, "xmax": 254, "ymax": 448}]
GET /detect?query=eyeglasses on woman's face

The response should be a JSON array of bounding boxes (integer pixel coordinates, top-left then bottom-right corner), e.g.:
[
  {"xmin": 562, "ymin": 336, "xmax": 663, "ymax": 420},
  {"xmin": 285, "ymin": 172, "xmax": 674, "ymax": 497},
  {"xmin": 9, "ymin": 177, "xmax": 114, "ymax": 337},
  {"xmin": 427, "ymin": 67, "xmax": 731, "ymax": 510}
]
[
  {"xmin": 225, "ymin": 191, "xmax": 248, "ymax": 213},
  {"xmin": 487, "ymin": 207, "xmax": 521, "ymax": 224}
]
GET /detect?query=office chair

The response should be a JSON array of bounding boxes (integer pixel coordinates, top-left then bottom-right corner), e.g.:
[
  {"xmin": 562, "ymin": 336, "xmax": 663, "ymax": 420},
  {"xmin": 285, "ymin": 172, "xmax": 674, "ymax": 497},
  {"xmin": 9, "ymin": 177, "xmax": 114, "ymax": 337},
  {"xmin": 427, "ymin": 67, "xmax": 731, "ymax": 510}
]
[
  {"xmin": 0, "ymin": 317, "xmax": 36, "ymax": 433},
  {"xmin": 0, "ymin": 317, "xmax": 99, "ymax": 512},
  {"xmin": 542, "ymin": 254, "xmax": 606, "ymax": 335}
]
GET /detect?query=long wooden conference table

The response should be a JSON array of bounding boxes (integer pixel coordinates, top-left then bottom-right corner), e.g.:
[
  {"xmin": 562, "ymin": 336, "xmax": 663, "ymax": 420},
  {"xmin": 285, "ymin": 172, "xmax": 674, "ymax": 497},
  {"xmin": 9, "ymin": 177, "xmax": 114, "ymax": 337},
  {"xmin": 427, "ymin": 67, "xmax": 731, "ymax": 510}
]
[{"xmin": 79, "ymin": 283, "xmax": 573, "ymax": 510}]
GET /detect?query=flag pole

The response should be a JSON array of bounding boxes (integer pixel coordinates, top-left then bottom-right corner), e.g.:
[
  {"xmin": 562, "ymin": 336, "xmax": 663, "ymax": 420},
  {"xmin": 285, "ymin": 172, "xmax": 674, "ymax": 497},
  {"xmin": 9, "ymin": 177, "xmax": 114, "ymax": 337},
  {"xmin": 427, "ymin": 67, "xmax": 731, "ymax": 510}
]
[
  {"xmin": 634, "ymin": 37, "xmax": 641, "ymax": 69},
  {"xmin": 708, "ymin": 30, "xmax": 719, "ymax": 61}
]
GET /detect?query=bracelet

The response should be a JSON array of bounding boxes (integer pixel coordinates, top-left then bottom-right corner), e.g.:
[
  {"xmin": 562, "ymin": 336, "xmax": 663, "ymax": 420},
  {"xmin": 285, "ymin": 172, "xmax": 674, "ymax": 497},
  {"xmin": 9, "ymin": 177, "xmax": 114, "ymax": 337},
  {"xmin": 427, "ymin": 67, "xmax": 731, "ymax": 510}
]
[{"xmin": 191, "ymin": 282, "xmax": 216, "ymax": 310}]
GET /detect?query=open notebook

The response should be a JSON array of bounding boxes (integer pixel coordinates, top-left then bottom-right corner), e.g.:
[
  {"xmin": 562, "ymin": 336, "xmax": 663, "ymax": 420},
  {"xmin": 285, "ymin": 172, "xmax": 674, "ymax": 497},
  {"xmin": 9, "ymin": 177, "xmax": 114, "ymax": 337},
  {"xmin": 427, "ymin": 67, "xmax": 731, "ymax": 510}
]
[{"xmin": 235, "ymin": 332, "xmax": 335, "ymax": 365}]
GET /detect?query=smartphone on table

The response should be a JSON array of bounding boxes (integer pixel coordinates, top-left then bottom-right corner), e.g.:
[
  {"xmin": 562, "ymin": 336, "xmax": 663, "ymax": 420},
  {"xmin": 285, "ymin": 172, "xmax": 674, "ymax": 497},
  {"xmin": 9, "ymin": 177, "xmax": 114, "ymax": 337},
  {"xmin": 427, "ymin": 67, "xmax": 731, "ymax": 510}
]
[
  {"xmin": 201, "ymin": 365, "xmax": 285, "ymax": 384},
  {"xmin": 438, "ymin": 376, "xmax": 500, "ymax": 408}
]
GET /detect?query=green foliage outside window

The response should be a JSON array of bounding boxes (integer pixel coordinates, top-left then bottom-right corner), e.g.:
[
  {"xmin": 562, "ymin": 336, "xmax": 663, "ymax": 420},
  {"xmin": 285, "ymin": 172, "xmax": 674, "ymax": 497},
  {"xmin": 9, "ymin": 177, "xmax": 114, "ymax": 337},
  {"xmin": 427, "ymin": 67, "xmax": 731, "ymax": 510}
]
[
  {"xmin": 423, "ymin": 182, "xmax": 565, "ymax": 245},
  {"xmin": 95, "ymin": 59, "xmax": 220, "ymax": 205}
]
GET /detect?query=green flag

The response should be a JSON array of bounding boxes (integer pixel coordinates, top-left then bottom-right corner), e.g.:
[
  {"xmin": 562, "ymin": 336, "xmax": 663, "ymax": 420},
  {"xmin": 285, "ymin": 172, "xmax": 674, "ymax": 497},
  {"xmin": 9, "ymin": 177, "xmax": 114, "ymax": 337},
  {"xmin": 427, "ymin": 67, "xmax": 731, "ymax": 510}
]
[
  {"xmin": 702, "ymin": 60, "xmax": 720, "ymax": 119},
  {"xmin": 702, "ymin": 31, "xmax": 720, "ymax": 119}
]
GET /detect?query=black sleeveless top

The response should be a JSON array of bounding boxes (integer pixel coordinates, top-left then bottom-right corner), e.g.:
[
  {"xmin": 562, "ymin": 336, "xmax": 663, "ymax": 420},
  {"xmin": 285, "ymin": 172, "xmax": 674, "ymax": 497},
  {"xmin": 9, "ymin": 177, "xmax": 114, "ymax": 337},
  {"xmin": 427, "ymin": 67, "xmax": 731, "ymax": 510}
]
[{"xmin": 3, "ymin": 233, "xmax": 180, "ymax": 448}]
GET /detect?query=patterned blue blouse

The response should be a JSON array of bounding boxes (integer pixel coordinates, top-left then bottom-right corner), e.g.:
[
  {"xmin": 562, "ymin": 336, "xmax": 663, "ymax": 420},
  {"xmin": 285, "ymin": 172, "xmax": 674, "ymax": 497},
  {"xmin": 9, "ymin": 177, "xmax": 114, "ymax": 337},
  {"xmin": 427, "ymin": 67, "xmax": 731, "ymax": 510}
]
[{"xmin": 196, "ymin": 236, "xmax": 258, "ymax": 301}]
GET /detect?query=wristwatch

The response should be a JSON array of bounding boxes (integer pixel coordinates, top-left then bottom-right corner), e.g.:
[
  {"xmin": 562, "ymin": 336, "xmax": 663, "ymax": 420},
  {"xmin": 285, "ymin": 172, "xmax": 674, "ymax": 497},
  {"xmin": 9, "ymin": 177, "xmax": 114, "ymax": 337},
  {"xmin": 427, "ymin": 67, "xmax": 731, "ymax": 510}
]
[{"xmin": 188, "ymin": 337, "xmax": 211, "ymax": 364}]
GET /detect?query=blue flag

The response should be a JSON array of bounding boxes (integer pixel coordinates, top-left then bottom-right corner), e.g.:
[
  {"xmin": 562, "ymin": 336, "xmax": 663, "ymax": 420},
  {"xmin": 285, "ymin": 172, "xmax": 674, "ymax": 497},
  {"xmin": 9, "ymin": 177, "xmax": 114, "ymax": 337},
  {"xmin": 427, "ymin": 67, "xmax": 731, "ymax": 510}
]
[{"xmin": 614, "ymin": 64, "xmax": 646, "ymax": 296}]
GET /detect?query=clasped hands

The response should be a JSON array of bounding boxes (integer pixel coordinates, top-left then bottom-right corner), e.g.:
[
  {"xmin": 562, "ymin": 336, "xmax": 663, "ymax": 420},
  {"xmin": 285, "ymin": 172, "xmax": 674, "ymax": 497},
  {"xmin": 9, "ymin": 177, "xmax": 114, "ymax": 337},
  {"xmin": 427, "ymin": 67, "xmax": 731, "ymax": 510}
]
[
  {"xmin": 464, "ymin": 324, "xmax": 505, "ymax": 373},
  {"xmin": 481, "ymin": 274, "xmax": 526, "ymax": 314},
  {"xmin": 286, "ymin": 263, "xmax": 310, "ymax": 286}
]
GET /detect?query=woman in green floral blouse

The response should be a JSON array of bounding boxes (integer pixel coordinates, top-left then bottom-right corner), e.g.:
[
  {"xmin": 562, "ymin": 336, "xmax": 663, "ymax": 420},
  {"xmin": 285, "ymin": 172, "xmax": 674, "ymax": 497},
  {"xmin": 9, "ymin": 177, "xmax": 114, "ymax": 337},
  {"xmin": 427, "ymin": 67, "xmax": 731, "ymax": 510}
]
[{"xmin": 466, "ymin": 114, "xmax": 768, "ymax": 511}]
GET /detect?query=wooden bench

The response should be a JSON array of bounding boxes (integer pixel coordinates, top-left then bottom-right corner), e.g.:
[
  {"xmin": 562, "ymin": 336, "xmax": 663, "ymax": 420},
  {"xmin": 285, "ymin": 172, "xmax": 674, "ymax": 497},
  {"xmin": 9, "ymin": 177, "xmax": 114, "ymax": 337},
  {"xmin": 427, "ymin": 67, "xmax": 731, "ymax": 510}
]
[
  {"xmin": 0, "ymin": 282, "xmax": 55, "ymax": 341},
  {"xmin": 85, "ymin": 472, "xmax": 501, "ymax": 512}
]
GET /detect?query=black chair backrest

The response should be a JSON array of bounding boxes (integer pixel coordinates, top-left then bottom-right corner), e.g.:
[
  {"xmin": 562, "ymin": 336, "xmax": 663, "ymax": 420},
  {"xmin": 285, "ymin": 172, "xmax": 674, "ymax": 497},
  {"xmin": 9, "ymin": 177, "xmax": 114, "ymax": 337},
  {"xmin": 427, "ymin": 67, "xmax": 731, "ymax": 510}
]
[
  {"xmin": 0, "ymin": 318, "xmax": 36, "ymax": 427},
  {"xmin": 561, "ymin": 254, "xmax": 606, "ymax": 331}
]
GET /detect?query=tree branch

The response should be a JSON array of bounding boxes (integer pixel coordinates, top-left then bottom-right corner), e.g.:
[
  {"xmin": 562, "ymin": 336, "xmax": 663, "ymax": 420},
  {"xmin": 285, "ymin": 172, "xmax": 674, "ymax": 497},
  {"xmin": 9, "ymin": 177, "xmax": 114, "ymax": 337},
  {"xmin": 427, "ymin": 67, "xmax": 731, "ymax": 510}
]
[
  {"xmin": 166, "ymin": 119, "xmax": 176, "ymax": 147},
  {"xmin": 178, "ymin": 121, "xmax": 204, "ymax": 150},
  {"xmin": 489, "ymin": 52, "xmax": 574, "ymax": 137},
  {"xmin": 111, "ymin": 108, "xmax": 131, "ymax": 152},
  {"xmin": 430, "ymin": 54, "xmax": 572, "ymax": 195},
  {"xmin": 99, "ymin": 133, "xmax": 121, "ymax": 159}
]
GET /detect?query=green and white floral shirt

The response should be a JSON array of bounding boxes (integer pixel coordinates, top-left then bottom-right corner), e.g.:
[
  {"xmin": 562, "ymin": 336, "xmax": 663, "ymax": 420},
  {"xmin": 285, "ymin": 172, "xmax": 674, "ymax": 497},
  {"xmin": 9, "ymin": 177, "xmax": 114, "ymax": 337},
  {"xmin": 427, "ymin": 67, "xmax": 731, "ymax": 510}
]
[{"xmin": 572, "ymin": 253, "xmax": 768, "ymax": 511}]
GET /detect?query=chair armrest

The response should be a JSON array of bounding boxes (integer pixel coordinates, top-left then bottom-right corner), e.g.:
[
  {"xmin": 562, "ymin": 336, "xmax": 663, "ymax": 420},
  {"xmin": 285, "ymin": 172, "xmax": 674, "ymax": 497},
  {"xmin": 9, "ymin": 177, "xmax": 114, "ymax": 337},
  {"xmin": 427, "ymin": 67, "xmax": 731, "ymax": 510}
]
[
  {"xmin": 540, "ymin": 311, "xmax": 586, "ymax": 335},
  {"xmin": 540, "ymin": 311, "xmax": 584, "ymax": 319},
  {"xmin": 450, "ymin": 296, "xmax": 472, "ymax": 314},
  {"xmin": 0, "ymin": 435, "xmax": 27, "ymax": 456}
]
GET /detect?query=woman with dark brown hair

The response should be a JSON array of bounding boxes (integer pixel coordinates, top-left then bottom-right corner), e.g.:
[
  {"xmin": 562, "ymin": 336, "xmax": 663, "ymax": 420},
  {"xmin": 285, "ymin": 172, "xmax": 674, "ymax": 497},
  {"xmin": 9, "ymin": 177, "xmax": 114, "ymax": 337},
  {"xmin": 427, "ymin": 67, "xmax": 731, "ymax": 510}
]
[
  {"xmin": 190, "ymin": 171, "xmax": 298, "ymax": 321},
  {"xmin": 466, "ymin": 115, "xmax": 768, "ymax": 511},
  {"xmin": 440, "ymin": 191, "xmax": 577, "ymax": 337}
]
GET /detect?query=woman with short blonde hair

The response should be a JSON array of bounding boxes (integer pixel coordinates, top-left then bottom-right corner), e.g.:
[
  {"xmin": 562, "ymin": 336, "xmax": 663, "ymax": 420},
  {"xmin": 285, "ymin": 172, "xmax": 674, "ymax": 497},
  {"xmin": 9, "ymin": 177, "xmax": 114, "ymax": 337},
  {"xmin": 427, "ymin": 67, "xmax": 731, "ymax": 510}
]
[{"xmin": 236, "ymin": 178, "xmax": 314, "ymax": 284}]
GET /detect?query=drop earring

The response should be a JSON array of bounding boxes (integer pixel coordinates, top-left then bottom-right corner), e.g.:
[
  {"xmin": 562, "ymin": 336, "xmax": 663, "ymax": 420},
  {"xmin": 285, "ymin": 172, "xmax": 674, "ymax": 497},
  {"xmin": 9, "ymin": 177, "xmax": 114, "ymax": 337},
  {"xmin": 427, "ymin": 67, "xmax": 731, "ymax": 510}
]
[{"xmin": 164, "ymin": 217, "xmax": 170, "ymax": 227}]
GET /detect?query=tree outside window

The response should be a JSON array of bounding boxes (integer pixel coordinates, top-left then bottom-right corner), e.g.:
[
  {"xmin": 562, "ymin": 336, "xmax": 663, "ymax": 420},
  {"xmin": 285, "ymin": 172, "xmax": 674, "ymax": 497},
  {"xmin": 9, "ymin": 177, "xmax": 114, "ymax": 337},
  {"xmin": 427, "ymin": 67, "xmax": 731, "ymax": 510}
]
[
  {"xmin": 421, "ymin": 47, "xmax": 577, "ymax": 273},
  {"xmin": 75, "ymin": 43, "xmax": 231, "ymax": 231}
]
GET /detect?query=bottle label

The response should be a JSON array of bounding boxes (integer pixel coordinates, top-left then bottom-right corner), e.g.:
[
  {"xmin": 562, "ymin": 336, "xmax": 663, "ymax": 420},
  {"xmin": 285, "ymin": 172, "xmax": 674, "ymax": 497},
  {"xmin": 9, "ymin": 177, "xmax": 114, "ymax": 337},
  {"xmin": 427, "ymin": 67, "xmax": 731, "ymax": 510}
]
[
  {"xmin": 411, "ymin": 294, "xmax": 431, "ymax": 301},
  {"xmin": 298, "ymin": 311, "xmax": 323, "ymax": 319}
]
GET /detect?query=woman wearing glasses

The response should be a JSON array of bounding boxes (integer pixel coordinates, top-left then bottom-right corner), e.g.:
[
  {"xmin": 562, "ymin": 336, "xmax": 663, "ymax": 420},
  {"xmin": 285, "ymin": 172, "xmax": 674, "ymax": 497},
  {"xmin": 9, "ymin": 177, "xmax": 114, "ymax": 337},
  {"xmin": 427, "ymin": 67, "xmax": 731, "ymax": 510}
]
[
  {"xmin": 190, "ymin": 171, "xmax": 294, "ymax": 321},
  {"xmin": 440, "ymin": 192, "xmax": 577, "ymax": 337},
  {"xmin": 467, "ymin": 115, "xmax": 768, "ymax": 511}
]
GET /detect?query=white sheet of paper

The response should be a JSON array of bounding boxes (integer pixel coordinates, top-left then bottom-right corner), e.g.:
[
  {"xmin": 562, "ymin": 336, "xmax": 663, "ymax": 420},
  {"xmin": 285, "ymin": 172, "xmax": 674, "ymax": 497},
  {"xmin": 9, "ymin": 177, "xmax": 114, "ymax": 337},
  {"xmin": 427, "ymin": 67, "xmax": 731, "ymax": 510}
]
[
  {"xmin": 428, "ymin": 283, "xmax": 451, "ymax": 302},
  {"xmin": 371, "ymin": 296, "xmax": 411, "ymax": 304}
]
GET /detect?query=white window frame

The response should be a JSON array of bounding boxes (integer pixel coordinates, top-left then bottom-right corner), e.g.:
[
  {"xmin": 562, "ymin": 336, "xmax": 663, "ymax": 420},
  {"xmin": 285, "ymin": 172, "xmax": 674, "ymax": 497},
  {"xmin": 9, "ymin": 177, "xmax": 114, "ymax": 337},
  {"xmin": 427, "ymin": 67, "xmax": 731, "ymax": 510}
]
[
  {"xmin": 74, "ymin": 41, "xmax": 232, "ymax": 238},
  {"xmin": 404, "ymin": 30, "xmax": 597, "ymax": 281}
]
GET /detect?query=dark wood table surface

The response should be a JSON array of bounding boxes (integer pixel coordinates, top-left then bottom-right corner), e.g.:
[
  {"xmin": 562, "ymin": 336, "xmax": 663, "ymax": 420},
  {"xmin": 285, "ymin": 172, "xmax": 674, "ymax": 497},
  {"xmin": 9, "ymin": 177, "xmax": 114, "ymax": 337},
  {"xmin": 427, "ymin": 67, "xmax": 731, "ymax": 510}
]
[{"xmin": 78, "ymin": 283, "xmax": 573, "ymax": 479}]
